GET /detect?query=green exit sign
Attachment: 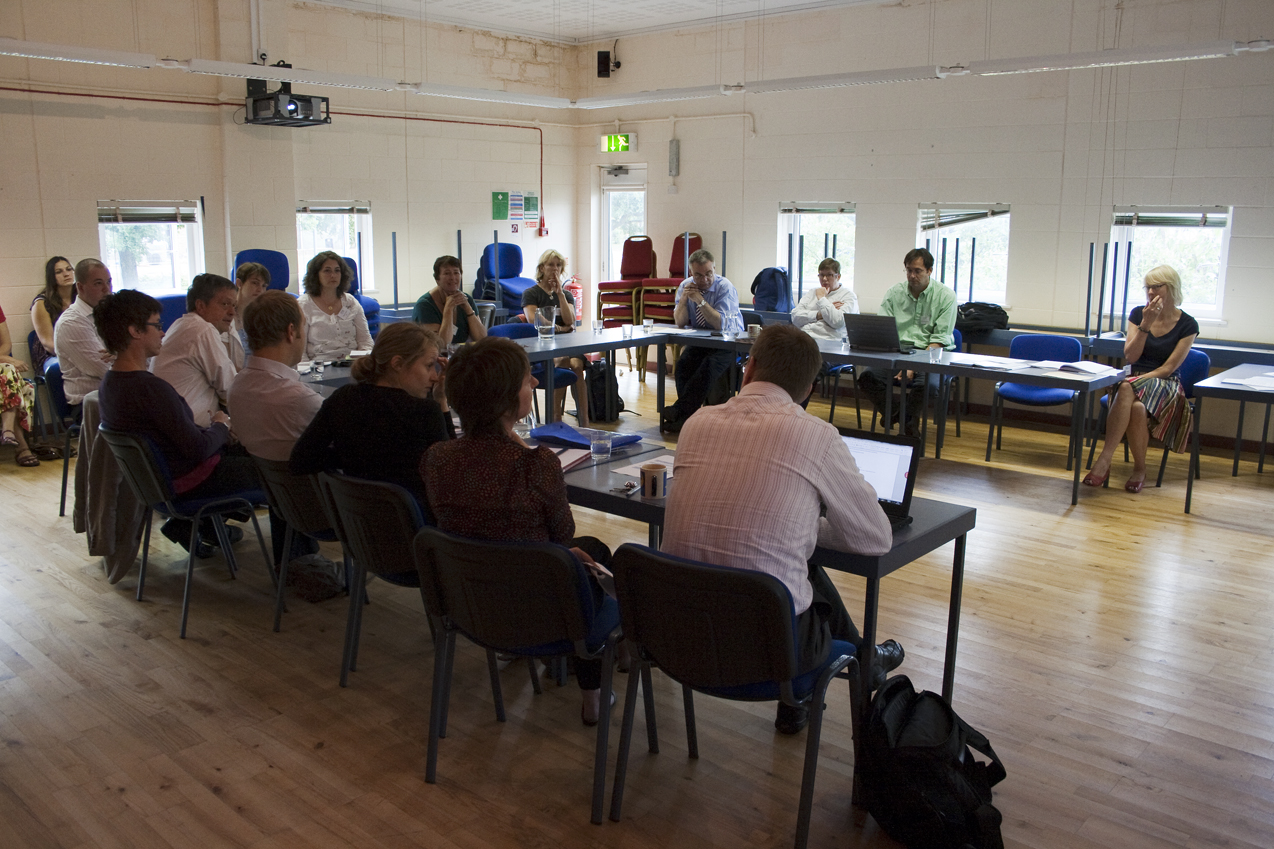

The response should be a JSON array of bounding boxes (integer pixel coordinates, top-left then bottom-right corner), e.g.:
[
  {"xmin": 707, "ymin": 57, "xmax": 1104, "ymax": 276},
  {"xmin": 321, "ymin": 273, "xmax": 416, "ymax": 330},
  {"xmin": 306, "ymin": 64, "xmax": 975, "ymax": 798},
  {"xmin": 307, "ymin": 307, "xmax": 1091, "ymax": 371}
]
[{"xmin": 599, "ymin": 133, "xmax": 636, "ymax": 153}]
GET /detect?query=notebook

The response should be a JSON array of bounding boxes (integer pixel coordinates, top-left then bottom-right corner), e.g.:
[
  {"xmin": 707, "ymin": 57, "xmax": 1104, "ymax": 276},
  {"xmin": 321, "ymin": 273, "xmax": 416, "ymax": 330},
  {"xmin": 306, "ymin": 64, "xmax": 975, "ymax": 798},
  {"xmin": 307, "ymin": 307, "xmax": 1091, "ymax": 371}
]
[
  {"xmin": 844, "ymin": 314, "xmax": 915, "ymax": 354},
  {"xmin": 837, "ymin": 428, "xmax": 921, "ymax": 532}
]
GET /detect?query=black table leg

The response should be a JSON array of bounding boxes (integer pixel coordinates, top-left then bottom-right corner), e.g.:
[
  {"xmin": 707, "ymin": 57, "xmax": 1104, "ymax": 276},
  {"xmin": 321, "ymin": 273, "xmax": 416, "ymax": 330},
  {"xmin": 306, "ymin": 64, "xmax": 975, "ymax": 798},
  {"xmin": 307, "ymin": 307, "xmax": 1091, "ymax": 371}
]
[
  {"xmin": 1259, "ymin": 403, "xmax": 1271, "ymax": 473},
  {"xmin": 656, "ymin": 342, "xmax": 666, "ymax": 416},
  {"xmin": 1186, "ymin": 396, "xmax": 1203, "ymax": 513},
  {"xmin": 858, "ymin": 576, "xmax": 880, "ymax": 730},
  {"xmin": 1233, "ymin": 400, "xmax": 1246, "ymax": 476},
  {"xmin": 1070, "ymin": 389, "xmax": 1087, "ymax": 505},
  {"xmin": 942, "ymin": 533, "xmax": 966, "ymax": 703},
  {"xmin": 544, "ymin": 357, "xmax": 557, "ymax": 423}
]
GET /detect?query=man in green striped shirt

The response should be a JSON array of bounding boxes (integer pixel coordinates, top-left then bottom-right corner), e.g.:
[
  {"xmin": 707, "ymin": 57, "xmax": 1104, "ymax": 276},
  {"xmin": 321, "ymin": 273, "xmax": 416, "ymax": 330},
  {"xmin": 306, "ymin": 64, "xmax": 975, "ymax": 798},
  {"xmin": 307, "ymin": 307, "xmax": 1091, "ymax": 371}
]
[{"xmin": 856, "ymin": 248, "xmax": 957, "ymax": 435}]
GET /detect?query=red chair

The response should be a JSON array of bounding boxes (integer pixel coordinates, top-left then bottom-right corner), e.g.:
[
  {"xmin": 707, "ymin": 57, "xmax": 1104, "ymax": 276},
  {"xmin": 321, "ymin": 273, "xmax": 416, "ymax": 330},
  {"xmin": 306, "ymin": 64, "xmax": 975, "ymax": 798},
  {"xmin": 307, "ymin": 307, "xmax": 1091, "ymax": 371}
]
[{"xmin": 597, "ymin": 236, "xmax": 656, "ymax": 331}]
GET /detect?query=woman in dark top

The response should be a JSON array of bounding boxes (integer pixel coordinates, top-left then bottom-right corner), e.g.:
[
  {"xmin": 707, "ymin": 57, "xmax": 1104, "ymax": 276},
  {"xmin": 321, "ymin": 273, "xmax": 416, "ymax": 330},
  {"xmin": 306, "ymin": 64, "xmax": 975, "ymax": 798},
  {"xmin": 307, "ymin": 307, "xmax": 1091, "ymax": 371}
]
[
  {"xmin": 30, "ymin": 256, "xmax": 76, "ymax": 373},
  {"xmin": 521, "ymin": 249, "xmax": 590, "ymax": 428},
  {"xmin": 412, "ymin": 255, "xmax": 486, "ymax": 346},
  {"xmin": 291, "ymin": 322, "xmax": 452, "ymax": 519},
  {"xmin": 424, "ymin": 335, "xmax": 613, "ymax": 726},
  {"xmin": 95, "ymin": 290, "xmax": 258, "ymax": 552},
  {"xmin": 1086, "ymin": 265, "xmax": 1199, "ymax": 493}
]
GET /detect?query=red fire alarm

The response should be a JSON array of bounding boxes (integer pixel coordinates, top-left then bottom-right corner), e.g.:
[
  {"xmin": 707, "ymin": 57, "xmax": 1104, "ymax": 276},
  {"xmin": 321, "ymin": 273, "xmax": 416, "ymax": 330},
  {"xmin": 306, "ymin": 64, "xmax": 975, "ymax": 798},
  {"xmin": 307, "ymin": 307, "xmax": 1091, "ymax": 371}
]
[{"xmin": 538, "ymin": 216, "xmax": 549, "ymax": 237}]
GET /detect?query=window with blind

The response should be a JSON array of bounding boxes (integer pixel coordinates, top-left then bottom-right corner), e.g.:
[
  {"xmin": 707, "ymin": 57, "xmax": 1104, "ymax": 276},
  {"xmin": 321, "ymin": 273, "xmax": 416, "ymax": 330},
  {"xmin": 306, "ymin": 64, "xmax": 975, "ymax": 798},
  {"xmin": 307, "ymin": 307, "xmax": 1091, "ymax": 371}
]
[
  {"xmin": 1110, "ymin": 206, "xmax": 1231, "ymax": 319},
  {"xmin": 297, "ymin": 202, "xmax": 375, "ymax": 291},
  {"xmin": 96, "ymin": 200, "xmax": 205, "ymax": 293},
  {"xmin": 917, "ymin": 204, "xmax": 1010, "ymax": 305},
  {"xmin": 776, "ymin": 203, "xmax": 856, "ymax": 298}
]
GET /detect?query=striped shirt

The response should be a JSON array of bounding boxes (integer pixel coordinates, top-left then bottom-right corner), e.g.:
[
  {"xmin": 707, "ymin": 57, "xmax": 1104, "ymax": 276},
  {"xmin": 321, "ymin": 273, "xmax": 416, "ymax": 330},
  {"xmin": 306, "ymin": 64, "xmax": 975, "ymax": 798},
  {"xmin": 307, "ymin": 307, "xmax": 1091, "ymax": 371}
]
[{"xmin": 662, "ymin": 381, "xmax": 893, "ymax": 613}]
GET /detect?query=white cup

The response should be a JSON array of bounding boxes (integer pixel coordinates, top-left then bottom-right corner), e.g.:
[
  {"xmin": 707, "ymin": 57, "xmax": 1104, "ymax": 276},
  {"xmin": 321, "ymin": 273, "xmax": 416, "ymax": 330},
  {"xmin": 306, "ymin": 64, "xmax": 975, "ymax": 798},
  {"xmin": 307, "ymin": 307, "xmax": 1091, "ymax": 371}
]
[
  {"xmin": 640, "ymin": 463, "xmax": 668, "ymax": 499},
  {"xmin": 748, "ymin": 325, "xmax": 762, "ymax": 340}
]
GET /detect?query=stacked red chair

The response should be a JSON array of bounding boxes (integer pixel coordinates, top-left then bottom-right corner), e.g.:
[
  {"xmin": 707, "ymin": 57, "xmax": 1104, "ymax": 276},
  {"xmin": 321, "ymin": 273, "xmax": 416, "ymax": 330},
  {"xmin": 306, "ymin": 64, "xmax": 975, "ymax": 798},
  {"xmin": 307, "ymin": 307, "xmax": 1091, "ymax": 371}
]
[
  {"xmin": 596, "ymin": 236, "xmax": 655, "ymax": 331},
  {"xmin": 639, "ymin": 233, "xmax": 702, "ymax": 373}
]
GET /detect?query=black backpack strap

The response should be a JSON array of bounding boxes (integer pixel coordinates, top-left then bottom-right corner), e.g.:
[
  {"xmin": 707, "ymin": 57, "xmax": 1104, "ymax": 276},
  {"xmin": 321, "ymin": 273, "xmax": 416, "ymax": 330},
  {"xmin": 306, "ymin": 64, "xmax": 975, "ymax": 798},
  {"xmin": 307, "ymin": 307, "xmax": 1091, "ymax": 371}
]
[{"xmin": 955, "ymin": 715, "xmax": 1006, "ymax": 787}]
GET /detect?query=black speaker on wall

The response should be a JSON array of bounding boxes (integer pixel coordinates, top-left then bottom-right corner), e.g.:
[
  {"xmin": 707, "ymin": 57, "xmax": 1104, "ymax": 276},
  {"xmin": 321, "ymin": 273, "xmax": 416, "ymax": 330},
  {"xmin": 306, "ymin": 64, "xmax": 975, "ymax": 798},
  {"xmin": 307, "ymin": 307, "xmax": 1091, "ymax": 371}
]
[{"xmin": 597, "ymin": 50, "xmax": 611, "ymax": 78}]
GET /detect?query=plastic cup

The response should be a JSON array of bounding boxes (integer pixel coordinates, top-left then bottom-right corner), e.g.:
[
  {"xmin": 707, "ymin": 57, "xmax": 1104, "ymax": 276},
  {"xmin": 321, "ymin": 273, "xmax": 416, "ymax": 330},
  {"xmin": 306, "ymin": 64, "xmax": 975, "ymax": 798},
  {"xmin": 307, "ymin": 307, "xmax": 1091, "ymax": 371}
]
[
  {"xmin": 642, "ymin": 318, "xmax": 654, "ymax": 333},
  {"xmin": 928, "ymin": 346, "xmax": 943, "ymax": 364},
  {"xmin": 621, "ymin": 324, "xmax": 634, "ymax": 339}
]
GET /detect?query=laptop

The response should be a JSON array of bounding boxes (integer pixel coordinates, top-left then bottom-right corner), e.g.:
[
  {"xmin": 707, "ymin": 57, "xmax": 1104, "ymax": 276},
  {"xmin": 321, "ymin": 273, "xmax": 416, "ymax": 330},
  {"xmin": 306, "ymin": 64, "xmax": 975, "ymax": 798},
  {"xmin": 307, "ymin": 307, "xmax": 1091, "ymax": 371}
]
[
  {"xmin": 844, "ymin": 314, "xmax": 915, "ymax": 354},
  {"xmin": 836, "ymin": 428, "xmax": 921, "ymax": 532}
]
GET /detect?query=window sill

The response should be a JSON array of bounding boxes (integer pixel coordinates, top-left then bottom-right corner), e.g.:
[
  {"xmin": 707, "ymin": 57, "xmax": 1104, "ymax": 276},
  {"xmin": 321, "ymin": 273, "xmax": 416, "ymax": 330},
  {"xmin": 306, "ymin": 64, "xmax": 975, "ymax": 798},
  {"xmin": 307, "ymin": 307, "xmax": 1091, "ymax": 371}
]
[{"xmin": 1195, "ymin": 317, "xmax": 1227, "ymax": 327}]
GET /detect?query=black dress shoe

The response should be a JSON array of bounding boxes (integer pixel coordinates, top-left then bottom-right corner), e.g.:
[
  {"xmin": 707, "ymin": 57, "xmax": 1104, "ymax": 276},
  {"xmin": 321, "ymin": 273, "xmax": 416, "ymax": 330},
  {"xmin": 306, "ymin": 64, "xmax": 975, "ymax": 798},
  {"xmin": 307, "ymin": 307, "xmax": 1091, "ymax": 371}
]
[
  {"xmin": 775, "ymin": 702, "xmax": 809, "ymax": 735},
  {"xmin": 199, "ymin": 518, "xmax": 244, "ymax": 547},
  {"xmin": 160, "ymin": 519, "xmax": 214, "ymax": 559},
  {"xmin": 869, "ymin": 639, "xmax": 905, "ymax": 690}
]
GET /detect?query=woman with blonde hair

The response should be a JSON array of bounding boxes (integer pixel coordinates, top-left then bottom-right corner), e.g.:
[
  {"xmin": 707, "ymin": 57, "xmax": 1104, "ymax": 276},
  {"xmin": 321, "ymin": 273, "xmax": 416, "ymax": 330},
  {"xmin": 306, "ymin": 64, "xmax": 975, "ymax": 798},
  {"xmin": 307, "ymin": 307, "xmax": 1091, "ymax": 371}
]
[
  {"xmin": 1085, "ymin": 264, "xmax": 1199, "ymax": 493},
  {"xmin": 291, "ymin": 322, "xmax": 451, "ymax": 514},
  {"xmin": 298, "ymin": 251, "xmax": 373, "ymax": 360},
  {"xmin": 521, "ymin": 249, "xmax": 590, "ymax": 427}
]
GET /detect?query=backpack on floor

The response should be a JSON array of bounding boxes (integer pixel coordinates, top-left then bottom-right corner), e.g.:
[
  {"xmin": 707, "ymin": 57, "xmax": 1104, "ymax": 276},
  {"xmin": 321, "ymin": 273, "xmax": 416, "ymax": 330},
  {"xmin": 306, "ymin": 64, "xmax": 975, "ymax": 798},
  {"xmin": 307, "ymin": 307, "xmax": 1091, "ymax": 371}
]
[
  {"xmin": 586, "ymin": 359, "xmax": 625, "ymax": 423},
  {"xmin": 859, "ymin": 675, "xmax": 1007, "ymax": 849}
]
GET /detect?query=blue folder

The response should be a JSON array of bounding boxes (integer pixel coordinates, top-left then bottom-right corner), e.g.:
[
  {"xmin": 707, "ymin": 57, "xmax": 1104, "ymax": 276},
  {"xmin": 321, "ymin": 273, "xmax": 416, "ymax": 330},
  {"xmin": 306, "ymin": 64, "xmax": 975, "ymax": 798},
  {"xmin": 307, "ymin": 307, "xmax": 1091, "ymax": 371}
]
[{"xmin": 530, "ymin": 421, "xmax": 641, "ymax": 449}]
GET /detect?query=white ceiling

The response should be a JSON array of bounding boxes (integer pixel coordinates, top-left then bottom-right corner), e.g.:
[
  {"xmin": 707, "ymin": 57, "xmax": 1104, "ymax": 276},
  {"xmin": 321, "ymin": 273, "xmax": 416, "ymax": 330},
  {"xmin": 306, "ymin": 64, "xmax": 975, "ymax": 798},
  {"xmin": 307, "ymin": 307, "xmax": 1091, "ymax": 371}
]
[{"xmin": 310, "ymin": 0, "xmax": 886, "ymax": 44}]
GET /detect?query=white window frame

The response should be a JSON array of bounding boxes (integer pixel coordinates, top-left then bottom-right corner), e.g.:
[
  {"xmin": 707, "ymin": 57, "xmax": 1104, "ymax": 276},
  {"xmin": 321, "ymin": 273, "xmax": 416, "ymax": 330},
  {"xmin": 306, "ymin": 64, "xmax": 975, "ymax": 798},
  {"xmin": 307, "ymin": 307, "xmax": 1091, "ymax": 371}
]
[
  {"xmin": 917, "ymin": 204, "xmax": 1011, "ymax": 306},
  {"xmin": 600, "ymin": 166, "xmax": 647, "ymax": 281},
  {"xmin": 1110, "ymin": 206, "xmax": 1231, "ymax": 322},
  {"xmin": 96, "ymin": 199, "xmax": 205, "ymax": 295},
  {"xmin": 296, "ymin": 201, "xmax": 376, "ymax": 293},
  {"xmin": 776, "ymin": 203, "xmax": 856, "ymax": 300}
]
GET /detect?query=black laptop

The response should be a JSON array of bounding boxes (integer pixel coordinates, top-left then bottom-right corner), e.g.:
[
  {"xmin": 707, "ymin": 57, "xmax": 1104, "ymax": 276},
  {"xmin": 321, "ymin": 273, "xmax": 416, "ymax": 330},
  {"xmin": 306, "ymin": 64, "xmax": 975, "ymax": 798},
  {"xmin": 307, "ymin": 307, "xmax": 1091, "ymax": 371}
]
[
  {"xmin": 836, "ymin": 428, "xmax": 921, "ymax": 532},
  {"xmin": 844, "ymin": 314, "xmax": 914, "ymax": 354}
]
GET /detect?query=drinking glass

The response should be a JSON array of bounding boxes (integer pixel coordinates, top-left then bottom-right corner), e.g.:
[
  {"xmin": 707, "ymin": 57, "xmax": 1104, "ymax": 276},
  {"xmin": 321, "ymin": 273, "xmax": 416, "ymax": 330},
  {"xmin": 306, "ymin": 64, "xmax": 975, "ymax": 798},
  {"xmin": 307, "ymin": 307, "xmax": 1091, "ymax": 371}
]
[
  {"xmin": 642, "ymin": 318, "xmax": 654, "ymax": 333},
  {"xmin": 536, "ymin": 306, "xmax": 556, "ymax": 340},
  {"xmin": 592, "ymin": 319, "xmax": 605, "ymax": 334},
  {"xmin": 589, "ymin": 430, "xmax": 612, "ymax": 461},
  {"xmin": 621, "ymin": 324, "xmax": 634, "ymax": 339}
]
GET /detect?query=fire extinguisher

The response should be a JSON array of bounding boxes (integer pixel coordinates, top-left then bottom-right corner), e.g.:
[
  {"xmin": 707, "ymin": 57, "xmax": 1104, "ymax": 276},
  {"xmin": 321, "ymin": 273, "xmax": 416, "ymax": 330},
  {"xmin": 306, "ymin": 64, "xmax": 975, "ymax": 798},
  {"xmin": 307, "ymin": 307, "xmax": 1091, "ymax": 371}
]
[{"xmin": 563, "ymin": 275, "xmax": 583, "ymax": 326}]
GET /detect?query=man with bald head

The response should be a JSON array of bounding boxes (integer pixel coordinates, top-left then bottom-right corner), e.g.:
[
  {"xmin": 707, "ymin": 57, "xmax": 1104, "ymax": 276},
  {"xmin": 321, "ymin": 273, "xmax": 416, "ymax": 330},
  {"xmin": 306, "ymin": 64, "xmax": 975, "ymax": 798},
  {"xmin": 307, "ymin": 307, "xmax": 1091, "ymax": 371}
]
[{"xmin": 53, "ymin": 259, "xmax": 114, "ymax": 404}]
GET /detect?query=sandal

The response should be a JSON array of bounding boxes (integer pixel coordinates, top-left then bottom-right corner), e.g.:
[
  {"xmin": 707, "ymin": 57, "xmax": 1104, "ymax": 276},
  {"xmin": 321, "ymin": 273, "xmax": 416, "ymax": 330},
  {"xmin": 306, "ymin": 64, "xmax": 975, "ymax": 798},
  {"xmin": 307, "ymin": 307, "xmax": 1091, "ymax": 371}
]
[
  {"xmin": 30, "ymin": 444, "xmax": 60, "ymax": 461},
  {"xmin": 15, "ymin": 449, "xmax": 40, "ymax": 467},
  {"xmin": 0, "ymin": 430, "xmax": 18, "ymax": 447}
]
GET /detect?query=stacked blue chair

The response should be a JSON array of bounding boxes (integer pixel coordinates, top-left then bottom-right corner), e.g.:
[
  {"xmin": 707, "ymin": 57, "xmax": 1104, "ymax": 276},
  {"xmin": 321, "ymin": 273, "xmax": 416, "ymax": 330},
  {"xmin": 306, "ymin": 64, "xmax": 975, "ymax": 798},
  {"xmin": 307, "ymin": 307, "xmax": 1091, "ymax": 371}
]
[
  {"xmin": 156, "ymin": 294, "xmax": 186, "ymax": 330},
  {"xmin": 476, "ymin": 243, "xmax": 537, "ymax": 312},
  {"xmin": 986, "ymin": 334, "xmax": 1084, "ymax": 469},
  {"xmin": 342, "ymin": 256, "xmax": 380, "ymax": 338},
  {"xmin": 234, "ymin": 249, "xmax": 290, "ymax": 292},
  {"xmin": 487, "ymin": 323, "xmax": 577, "ymax": 423}
]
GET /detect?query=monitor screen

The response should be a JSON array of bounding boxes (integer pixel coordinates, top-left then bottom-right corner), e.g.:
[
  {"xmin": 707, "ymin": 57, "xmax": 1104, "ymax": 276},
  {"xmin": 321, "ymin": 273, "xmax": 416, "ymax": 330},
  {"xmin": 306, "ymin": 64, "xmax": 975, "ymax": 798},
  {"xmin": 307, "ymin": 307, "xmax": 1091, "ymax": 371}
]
[{"xmin": 841, "ymin": 435, "xmax": 913, "ymax": 505}]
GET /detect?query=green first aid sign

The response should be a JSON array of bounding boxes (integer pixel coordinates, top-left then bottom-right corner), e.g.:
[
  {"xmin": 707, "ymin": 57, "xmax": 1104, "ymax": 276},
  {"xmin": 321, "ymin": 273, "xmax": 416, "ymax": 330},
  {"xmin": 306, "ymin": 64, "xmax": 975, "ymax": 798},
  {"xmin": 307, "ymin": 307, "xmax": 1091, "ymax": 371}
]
[{"xmin": 492, "ymin": 192, "xmax": 509, "ymax": 220}]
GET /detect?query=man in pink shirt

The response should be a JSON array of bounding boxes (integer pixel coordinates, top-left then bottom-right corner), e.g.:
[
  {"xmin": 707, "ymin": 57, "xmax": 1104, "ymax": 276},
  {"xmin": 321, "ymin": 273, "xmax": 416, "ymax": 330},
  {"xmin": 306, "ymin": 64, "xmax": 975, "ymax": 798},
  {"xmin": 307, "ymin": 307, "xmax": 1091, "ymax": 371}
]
[{"xmin": 662, "ymin": 324, "xmax": 905, "ymax": 733}]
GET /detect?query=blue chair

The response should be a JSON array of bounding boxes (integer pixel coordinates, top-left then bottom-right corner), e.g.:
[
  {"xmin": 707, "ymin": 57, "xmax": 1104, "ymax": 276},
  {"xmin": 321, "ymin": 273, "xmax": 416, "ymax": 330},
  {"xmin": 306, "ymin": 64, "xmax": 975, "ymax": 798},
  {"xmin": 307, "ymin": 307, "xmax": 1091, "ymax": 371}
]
[
  {"xmin": 986, "ymin": 334, "xmax": 1085, "ymax": 469},
  {"xmin": 26, "ymin": 331, "xmax": 50, "ymax": 437},
  {"xmin": 607, "ymin": 544, "xmax": 861, "ymax": 849},
  {"xmin": 476, "ymin": 243, "xmax": 537, "ymax": 312},
  {"xmin": 95, "ymin": 427, "xmax": 271, "ymax": 639},
  {"xmin": 487, "ymin": 322, "xmax": 578, "ymax": 424},
  {"xmin": 826, "ymin": 364, "xmax": 863, "ymax": 429},
  {"xmin": 234, "ymin": 249, "xmax": 290, "ymax": 292},
  {"xmin": 412, "ymin": 526, "xmax": 620, "ymax": 824},
  {"xmin": 156, "ymin": 294, "xmax": 186, "ymax": 330},
  {"xmin": 341, "ymin": 256, "xmax": 380, "ymax": 338},
  {"xmin": 42, "ymin": 360, "xmax": 79, "ymax": 516},
  {"xmin": 1085, "ymin": 348, "xmax": 1211, "ymax": 486}
]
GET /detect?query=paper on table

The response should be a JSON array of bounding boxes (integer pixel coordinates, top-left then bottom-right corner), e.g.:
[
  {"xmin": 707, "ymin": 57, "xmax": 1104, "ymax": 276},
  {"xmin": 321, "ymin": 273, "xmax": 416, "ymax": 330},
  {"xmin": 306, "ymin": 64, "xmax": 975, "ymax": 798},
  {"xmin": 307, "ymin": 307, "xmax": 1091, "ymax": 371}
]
[
  {"xmin": 947, "ymin": 352, "xmax": 1034, "ymax": 370},
  {"xmin": 1059, "ymin": 360, "xmax": 1120, "ymax": 375},
  {"xmin": 612, "ymin": 454, "xmax": 676, "ymax": 478},
  {"xmin": 552, "ymin": 448, "xmax": 593, "ymax": 471},
  {"xmin": 1222, "ymin": 376, "xmax": 1274, "ymax": 390}
]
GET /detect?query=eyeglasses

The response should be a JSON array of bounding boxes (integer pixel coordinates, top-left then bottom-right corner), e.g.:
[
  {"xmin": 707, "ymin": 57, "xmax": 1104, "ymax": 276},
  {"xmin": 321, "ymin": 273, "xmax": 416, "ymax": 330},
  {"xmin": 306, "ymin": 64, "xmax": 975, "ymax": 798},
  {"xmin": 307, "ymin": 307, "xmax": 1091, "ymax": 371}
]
[{"xmin": 146, "ymin": 321, "xmax": 164, "ymax": 331}]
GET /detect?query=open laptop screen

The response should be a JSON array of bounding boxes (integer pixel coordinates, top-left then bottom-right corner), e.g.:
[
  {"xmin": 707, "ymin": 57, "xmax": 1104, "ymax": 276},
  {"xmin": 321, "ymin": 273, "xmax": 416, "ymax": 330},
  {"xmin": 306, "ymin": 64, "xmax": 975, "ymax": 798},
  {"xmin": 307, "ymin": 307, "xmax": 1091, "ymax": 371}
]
[{"xmin": 840, "ymin": 433, "xmax": 916, "ymax": 508}]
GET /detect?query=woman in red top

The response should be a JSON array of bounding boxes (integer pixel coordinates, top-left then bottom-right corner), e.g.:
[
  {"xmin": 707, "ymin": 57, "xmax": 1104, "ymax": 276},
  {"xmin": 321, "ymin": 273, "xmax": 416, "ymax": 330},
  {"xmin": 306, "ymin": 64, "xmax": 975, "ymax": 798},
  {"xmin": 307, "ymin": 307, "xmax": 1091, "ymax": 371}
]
[{"xmin": 424, "ymin": 336, "xmax": 614, "ymax": 725}]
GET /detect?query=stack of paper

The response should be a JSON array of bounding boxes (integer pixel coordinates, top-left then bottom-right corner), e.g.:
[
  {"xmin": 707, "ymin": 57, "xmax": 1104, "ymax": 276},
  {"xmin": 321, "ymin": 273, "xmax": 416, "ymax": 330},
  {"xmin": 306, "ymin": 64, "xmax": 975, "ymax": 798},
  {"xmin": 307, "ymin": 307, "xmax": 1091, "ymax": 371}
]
[{"xmin": 1222, "ymin": 375, "xmax": 1274, "ymax": 391}]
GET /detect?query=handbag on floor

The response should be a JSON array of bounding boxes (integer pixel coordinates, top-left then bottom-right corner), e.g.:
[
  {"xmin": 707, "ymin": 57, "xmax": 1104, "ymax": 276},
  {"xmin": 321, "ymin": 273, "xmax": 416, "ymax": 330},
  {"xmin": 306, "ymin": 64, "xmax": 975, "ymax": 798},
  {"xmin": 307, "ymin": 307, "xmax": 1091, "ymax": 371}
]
[{"xmin": 859, "ymin": 675, "xmax": 1007, "ymax": 849}]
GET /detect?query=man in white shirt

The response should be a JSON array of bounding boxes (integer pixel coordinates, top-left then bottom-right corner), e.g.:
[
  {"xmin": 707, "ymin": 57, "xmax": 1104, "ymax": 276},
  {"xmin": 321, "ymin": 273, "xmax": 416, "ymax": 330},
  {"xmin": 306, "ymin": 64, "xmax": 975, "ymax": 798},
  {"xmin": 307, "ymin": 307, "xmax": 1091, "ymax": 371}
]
[
  {"xmin": 52, "ymin": 259, "xmax": 114, "ymax": 405},
  {"xmin": 227, "ymin": 291, "xmax": 327, "ymax": 570},
  {"xmin": 152, "ymin": 274, "xmax": 239, "ymax": 427},
  {"xmin": 662, "ymin": 324, "xmax": 904, "ymax": 733},
  {"xmin": 791, "ymin": 257, "xmax": 858, "ymax": 341}
]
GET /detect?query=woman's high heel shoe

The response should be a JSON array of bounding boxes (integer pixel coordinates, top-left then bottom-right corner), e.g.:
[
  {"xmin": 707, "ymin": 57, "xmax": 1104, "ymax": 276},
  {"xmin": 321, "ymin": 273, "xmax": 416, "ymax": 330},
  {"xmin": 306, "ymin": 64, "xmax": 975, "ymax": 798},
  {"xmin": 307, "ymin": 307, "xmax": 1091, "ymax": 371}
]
[
  {"xmin": 1124, "ymin": 476, "xmax": 1145, "ymax": 494},
  {"xmin": 1082, "ymin": 469, "xmax": 1109, "ymax": 487}
]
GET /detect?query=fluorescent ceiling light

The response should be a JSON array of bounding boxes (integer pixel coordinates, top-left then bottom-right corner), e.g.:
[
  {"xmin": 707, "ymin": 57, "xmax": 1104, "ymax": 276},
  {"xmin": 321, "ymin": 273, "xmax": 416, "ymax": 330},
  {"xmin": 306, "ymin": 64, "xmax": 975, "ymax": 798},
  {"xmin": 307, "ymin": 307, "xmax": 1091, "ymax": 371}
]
[
  {"xmin": 745, "ymin": 65, "xmax": 941, "ymax": 94},
  {"xmin": 0, "ymin": 36, "xmax": 155, "ymax": 69},
  {"xmin": 573, "ymin": 84, "xmax": 726, "ymax": 109},
  {"xmin": 967, "ymin": 40, "xmax": 1241, "ymax": 76}
]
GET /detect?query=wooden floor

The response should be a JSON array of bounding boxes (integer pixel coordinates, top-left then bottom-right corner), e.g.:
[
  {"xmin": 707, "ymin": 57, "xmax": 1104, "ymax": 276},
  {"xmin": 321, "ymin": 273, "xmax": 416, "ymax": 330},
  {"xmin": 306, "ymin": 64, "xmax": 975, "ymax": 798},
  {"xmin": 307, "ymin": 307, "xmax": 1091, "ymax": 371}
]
[{"xmin": 3, "ymin": 364, "xmax": 1274, "ymax": 849}]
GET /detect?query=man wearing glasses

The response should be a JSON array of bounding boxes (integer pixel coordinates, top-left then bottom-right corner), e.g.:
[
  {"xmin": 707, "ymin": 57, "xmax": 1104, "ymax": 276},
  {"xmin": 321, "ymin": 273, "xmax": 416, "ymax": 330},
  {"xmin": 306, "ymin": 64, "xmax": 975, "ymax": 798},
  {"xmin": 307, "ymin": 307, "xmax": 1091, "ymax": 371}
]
[
  {"xmin": 791, "ymin": 257, "xmax": 859, "ymax": 341},
  {"xmin": 660, "ymin": 249, "xmax": 745, "ymax": 433}
]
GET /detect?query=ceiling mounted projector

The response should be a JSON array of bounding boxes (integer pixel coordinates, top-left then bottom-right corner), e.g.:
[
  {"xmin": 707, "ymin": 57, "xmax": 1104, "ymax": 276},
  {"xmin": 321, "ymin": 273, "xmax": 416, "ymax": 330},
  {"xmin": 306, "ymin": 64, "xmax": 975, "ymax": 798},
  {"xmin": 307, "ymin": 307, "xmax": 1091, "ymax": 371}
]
[{"xmin": 245, "ymin": 63, "xmax": 330, "ymax": 128}]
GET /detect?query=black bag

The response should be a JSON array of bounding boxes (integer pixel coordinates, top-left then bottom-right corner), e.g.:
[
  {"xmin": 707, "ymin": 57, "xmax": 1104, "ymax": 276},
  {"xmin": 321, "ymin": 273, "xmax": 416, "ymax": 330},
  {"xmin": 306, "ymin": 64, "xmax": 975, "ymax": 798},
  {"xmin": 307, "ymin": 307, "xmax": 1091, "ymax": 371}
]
[
  {"xmin": 750, "ymin": 266, "xmax": 793, "ymax": 312},
  {"xmin": 586, "ymin": 359, "xmax": 625, "ymax": 423},
  {"xmin": 955, "ymin": 302, "xmax": 1009, "ymax": 336},
  {"xmin": 859, "ymin": 676, "xmax": 1006, "ymax": 849}
]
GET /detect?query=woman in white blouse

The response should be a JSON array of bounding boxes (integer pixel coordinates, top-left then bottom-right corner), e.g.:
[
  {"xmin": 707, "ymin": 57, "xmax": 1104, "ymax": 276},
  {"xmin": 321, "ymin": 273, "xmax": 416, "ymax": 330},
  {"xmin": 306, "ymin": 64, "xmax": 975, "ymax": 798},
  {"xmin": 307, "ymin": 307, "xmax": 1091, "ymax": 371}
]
[{"xmin": 298, "ymin": 251, "xmax": 373, "ymax": 361}]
